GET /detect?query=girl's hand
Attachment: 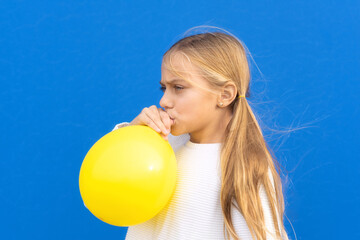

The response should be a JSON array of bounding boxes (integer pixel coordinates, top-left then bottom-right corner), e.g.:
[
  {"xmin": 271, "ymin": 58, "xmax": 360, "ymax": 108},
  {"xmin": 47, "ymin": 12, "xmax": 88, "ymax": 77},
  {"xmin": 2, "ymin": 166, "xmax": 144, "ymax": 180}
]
[{"xmin": 129, "ymin": 105, "xmax": 173, "ymax": 141}]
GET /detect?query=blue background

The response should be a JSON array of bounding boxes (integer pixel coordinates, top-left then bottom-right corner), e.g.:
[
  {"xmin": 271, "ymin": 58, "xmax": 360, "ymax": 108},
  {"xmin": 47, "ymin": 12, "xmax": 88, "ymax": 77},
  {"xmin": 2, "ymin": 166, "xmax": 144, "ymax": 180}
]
[{"xmin": 1, "ymin": 1, "xmax": 359, "ymax": 239}]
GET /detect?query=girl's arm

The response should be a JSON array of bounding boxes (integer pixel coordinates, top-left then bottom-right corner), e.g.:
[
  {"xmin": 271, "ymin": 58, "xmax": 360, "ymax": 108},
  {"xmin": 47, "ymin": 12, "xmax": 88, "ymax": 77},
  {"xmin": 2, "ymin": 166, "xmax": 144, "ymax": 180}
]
[
  {"xmin": 112, "ymin": 122, "xmax": 130, "ymax": 131},
  {"xmin": 231, "ymin": 169, "xmax": 283, "ymax": 240},
  {"xmin": 111, "ymin": 122, "xmax": 190, "ymax": 152}
]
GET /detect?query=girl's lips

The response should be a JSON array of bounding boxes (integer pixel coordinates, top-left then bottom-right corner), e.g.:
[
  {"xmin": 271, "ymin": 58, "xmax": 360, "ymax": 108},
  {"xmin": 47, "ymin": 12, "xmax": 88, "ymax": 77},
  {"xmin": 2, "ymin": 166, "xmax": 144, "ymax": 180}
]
[{"xmin": 167, "ymin": 112, "xmax": 175, "ymax": 124}]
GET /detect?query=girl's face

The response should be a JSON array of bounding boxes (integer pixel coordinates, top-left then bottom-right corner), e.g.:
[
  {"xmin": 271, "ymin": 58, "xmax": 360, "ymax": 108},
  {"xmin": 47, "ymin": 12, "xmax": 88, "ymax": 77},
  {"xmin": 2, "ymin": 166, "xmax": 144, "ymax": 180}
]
[{"xmin": 159, "ymin": 53, "xmax": 220, "ymax": 139}]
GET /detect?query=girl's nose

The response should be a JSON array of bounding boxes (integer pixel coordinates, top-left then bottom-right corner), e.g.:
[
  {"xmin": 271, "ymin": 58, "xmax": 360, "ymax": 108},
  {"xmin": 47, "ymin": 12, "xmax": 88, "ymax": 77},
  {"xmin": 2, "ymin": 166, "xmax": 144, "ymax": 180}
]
[{"xmin": 160, "ymin": 93, "xmax": 172, "ymax": 109}]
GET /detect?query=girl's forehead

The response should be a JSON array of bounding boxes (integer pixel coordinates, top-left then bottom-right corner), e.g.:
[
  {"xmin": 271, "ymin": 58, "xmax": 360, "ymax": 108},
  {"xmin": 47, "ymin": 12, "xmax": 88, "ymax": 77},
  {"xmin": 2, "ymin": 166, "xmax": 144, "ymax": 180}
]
[
  {"xmin": 161, "ymin": 62, "xmax": 217, "ymax": 97},
  {"xmin": 161, "ymin": 51, "xmax": 218, "ymax": 95},
  {"xmin": 163, "ymin": 51, "xmax": 194, "ymax": 69},
  {"xmin": 162, "ymin": 54, "xmax": 201, "ymax": 80},
  {"xmin": 161, "ymin": 62, "xmax": 200, "ymax": 86}
]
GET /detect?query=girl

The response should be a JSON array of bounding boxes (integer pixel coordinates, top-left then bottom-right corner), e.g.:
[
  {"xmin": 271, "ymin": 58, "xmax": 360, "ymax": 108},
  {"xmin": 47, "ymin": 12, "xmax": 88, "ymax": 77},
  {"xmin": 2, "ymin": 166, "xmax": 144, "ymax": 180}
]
[{"xmin": 112, "ymin": 27, "xmax": 289, "ymax": 240}]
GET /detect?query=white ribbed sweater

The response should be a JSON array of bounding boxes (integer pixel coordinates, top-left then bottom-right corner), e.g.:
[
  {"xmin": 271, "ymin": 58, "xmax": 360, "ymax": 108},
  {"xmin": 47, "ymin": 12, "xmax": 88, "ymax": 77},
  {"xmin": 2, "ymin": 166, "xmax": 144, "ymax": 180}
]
[{"xmin": 112, "ymin": 122, "xmax": 283, "ymax": 240}]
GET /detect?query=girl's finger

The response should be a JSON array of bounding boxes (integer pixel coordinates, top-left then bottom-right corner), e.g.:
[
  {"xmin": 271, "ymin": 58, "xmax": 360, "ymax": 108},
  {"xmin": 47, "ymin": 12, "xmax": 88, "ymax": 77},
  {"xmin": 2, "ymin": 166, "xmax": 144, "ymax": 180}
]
[
  {"xmin": 139, "ymin": 112, "xmax": 162, "ymax": 133},
  {"xmin": 143, "ymin": 106, "xmax": 168, "ymax": 135},
  {"xmin": 159, "ymin": 108, "xmax": 172, "ymax": 132}
]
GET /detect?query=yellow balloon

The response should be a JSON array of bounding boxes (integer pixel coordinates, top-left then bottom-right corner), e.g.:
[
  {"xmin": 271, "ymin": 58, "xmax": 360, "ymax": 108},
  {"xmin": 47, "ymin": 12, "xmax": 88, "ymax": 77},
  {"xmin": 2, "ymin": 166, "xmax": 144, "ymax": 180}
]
[{"xmin": 79, "ymin": 125, "xmax": 177, "ymax": 226}]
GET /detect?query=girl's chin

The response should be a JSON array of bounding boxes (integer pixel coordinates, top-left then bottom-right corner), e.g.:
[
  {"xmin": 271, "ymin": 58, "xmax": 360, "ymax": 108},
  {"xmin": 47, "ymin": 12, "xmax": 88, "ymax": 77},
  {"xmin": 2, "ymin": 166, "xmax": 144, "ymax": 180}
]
[
  {"xmin": 170, "ymin": 128, "xmax": 186, "ymax": 137},
  {"xmin": 169, "ymin": 127, "xmax": 179, "ymax": 136}
]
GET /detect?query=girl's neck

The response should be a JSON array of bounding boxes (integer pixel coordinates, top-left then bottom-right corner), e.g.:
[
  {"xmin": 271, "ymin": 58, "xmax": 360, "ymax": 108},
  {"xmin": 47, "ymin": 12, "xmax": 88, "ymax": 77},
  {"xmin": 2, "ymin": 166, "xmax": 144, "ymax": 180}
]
[{"xmin": 189, "ymin": 109, "xmax": 233, "ymax": 144}]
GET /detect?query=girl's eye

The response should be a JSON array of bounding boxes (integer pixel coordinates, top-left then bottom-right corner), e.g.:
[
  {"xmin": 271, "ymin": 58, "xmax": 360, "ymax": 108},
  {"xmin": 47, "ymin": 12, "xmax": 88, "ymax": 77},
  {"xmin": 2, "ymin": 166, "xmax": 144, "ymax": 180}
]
[{"xmin": 159, "ymin": 86, "xmax": 183, "ymax": 92}]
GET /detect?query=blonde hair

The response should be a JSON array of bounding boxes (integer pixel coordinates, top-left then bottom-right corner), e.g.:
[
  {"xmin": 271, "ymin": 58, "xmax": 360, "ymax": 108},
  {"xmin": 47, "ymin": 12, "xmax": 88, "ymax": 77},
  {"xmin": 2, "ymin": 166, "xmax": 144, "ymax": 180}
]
[{"xmin": 162, "ymin": 26, "xmax": 290, "ymax": 240}]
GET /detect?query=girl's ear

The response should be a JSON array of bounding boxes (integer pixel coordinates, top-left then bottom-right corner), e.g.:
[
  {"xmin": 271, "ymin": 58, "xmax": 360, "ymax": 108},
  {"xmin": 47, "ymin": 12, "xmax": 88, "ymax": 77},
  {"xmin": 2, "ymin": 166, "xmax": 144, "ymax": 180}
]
[{"xmin": 217, "ymin": 82, "xmax": 237, "ymax": 107}]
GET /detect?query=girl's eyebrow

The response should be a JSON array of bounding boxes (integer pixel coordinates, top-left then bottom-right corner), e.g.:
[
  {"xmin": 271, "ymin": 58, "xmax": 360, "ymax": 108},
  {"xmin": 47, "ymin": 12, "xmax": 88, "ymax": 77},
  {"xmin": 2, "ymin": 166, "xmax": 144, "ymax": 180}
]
[{"xmin": 159, "ymin": 79, "xmax": 185, "ymax": 85}]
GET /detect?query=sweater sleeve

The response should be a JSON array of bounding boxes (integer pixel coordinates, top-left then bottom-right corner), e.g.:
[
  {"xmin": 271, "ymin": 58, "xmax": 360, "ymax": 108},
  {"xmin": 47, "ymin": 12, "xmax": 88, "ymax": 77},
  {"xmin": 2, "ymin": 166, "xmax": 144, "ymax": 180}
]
[
  {"xmin": 258, "ymin": 184, "xmax": 280, "ymax": 240},
  {"xmin": 111, "ymin": 122, "xmax": 190, "ymax": 151},
  {"xmin": 112, "ymin": 122, "xmax": 131, "ymax": 131},
  {"xmin": 230, "ymin": 169, "xmax": 284, "ymax": 240}
]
